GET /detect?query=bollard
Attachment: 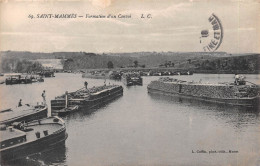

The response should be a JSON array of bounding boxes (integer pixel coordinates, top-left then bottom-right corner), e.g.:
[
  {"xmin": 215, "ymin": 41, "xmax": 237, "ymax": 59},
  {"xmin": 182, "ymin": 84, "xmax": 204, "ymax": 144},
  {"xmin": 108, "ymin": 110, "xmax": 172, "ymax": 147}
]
[
  {"xmin": 43, "ymin": 130, "xmax": 48, "ymax": 136},
  {"xmin": 8, "ymin": 127, "xmax": 13, "ymax": 132},
  {"xmin": 35, "ymin": 132, "xmax": 41, "ymax": 139}
]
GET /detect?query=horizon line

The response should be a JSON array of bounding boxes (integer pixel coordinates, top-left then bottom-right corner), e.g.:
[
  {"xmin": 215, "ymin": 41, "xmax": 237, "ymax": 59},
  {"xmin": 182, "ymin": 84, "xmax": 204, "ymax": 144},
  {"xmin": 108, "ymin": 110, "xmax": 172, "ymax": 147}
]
[{"xmin": 1, "ymin": 50, "xmax": 259, "ymax": 55}]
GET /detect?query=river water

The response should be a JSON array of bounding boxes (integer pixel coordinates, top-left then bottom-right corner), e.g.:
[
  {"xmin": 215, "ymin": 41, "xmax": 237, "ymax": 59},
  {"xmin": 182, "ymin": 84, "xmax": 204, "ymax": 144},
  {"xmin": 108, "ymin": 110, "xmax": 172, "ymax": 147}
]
[{"xmin": 0, "ymin": 73, "xmax": 260, "ymax": 166}]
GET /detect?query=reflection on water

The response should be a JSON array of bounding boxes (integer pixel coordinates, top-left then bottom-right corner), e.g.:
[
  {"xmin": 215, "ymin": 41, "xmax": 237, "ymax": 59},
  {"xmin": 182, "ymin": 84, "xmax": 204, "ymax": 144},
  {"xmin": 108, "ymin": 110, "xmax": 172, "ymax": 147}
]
[
  {"xmin": 148, "ymin": 91, "xmax": 258, "ymax": 111},
  {"xmin": 3, "ymin": 144, "xmax": 67, "ymax": 166},
  {"xmin": 148, "ymin": 92, "xmax": 260, "ymax": 132},
  {"xmin": 0, "ymin": 73, "xmax": 260, "ymax": 166},
  {"xmin": 28, "ymin": 144, "xmax": 67, "ymax": 166}
]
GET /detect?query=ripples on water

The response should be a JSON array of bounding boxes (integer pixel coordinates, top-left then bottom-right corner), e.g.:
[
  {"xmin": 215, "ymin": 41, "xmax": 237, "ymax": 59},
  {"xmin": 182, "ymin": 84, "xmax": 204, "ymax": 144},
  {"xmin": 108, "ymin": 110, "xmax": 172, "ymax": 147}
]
[
  {"xmin": 148, "ymin": 93, "xmax": 259, "ymax": 132},
  {"xmin": 0, "ymin": 73, "xmax": 259, "ymax": 166}
]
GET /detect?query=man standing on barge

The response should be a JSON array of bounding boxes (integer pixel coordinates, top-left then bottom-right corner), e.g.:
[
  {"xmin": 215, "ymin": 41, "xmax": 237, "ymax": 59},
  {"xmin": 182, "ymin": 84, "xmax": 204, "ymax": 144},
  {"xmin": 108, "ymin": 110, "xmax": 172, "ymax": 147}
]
[
  {"xmin": 42, "ymin": 90, "xmax": 46, "ymax": 105},
  {"xmin": 234, "ymin": 74, "xmax": 246, "ymax": 85},
  {"xmin": 235, "ymin": 74, "xmax": 240, "ymax": 85},
  {"xmin": 18, "ymin": 99, "xmax": 22, "ymax": 107},
  {"xmin": 84, "ymin": 81, "xmax": 88, "ymax": 89}
]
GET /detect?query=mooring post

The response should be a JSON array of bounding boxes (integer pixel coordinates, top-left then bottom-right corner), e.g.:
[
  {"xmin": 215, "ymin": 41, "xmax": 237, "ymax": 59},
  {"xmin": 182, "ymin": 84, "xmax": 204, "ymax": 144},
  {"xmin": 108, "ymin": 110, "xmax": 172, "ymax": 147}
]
[{"xmin": 65, "ymin": 91, "xmax": 68, "ymax": 108}]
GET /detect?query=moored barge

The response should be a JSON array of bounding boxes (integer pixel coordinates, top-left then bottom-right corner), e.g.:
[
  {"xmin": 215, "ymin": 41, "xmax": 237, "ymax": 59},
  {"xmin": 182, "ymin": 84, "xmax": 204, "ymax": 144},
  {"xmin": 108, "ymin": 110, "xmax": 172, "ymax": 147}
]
[
  {"xmin": 121, "ymin": 73, "xmax": 143, "ymax": 86},
  {"xmin": 5, "ymin": 74, "xmax": 44, "ymax": 85},
  {"xmin": 38, "ymin": 70, "xmax": 55, "ymax": 77},
  {"xmin": 5, "ymin": 74, "xmax": 32, "ymax": 85},
  {"xmin": 0, "ymin": 116, "xmax": 68, "ymax": 163},
  {"xmin": 51, "ymin": 84, "xmax": 123, "ymax": 115},
  {"xmin": 0, "ymin": 105, "xmax": 48, "ymax": 126},
  {"xmin": 147, "ymin": 77, "xmax": 260, "ymax": 107}
]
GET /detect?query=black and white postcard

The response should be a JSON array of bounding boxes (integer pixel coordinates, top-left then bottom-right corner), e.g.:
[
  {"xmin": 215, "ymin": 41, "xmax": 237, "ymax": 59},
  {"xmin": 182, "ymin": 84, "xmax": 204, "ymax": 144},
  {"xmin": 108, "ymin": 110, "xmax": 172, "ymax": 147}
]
[{"xmin": 0, "ymin": 0, "xmax": 259, "ymax": 165}]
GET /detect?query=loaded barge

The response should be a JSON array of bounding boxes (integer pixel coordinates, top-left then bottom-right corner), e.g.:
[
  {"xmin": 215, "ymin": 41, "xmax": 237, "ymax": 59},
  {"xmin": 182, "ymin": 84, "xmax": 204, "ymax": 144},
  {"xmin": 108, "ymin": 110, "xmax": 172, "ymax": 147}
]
[
  {"xmin": 122, "ymin": 73, "xmax": 143, "ymax": 86},
  {"xmin": 147, "ymin": 77, "xmax": 260, "ymax": 107},
  {"xmin": 0, "ymin": 105, "xmax": 48, "ymax": 126},
  {"xmin": 5, "ymin": 74, "xmax": 32, "ymax": 85},
  {"xmin": 0, "ymin": 116, "xmax": 67, "ymax": 163},
  {"xmin": 51, "ymin": 84, "xmax": 123, "ymax": 115},
  {"xmin": 5, "ymin": 74, "xmax": 44, "ymax": 85}
]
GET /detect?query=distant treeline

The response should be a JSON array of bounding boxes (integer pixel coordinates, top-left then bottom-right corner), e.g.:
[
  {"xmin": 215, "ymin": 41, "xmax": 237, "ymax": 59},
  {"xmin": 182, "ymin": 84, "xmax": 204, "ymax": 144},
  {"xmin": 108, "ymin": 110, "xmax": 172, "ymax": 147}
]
[
  {"xmin": 60, "ymin": 53, "xmax": 260, "ymax": 73},
  {"xmin": 1, "ymin": 58, "xmax": 43, "ymax": 73},
  {"xmin": 0, "ymin": 51, "xmax": 228, "ymax": 70},
  {"xmin": 62, "ymin": 53, "xmax": 135, "ymax": 70},
  {"xmin": 0, "ymin": 51, "xmax": 259, "ymax": 73},
  {"xmin": 191, "ymin": 54, "xmax": 259, "ymax": 73}
]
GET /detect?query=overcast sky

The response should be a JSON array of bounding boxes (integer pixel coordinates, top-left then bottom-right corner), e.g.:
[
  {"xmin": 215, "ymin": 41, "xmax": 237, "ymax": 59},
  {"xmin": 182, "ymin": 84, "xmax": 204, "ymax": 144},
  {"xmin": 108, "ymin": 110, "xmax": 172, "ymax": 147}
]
[{"xmin": 0, "ymin": 0, "xmax": 259, "ymax": 53}]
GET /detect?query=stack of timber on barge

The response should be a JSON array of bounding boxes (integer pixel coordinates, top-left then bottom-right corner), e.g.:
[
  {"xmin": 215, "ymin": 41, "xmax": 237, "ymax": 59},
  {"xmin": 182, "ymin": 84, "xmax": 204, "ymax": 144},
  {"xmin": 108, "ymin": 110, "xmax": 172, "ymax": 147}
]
[
  {"xmin": 147, "ymin": 77, "xmax": 260, "ymax": 107},
  {"xmin": 0, "ymin": 105, "xmax": 48, "ymax": 126},
  {"xmin": 122, "ymin": 73, "xmax": 143, "ymax": 86},
  {"xmin": 51, "ymin": 85, "xmax": 123, "ymax": 115},
  {"xmin": 0, "ymin": 116, "xmax": 67, "ymax": 163}
]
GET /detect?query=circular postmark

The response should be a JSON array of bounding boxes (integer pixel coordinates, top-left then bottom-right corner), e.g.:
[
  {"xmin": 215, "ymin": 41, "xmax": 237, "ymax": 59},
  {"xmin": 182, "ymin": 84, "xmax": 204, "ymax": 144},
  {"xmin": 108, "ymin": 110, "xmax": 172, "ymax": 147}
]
[{"xmin": 200, "ymin": 13, "xmax": 224, "ymax": 52}]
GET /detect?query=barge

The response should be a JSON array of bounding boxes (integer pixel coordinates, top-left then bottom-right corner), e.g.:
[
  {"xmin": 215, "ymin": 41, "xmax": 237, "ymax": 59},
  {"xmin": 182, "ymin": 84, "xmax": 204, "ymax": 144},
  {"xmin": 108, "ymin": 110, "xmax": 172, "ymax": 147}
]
[
  {"xmin": 147, "ymin": 77, "xmax": 260, "ymax": 107},
  {"xmin": 5, "ymin": 74, "xmax": 44, "ymax": 85},
  {"xmin": 0, "ymin": 116, "xmax": 68, "ymax": 163},
  {"xmin": 5, "ymin": 74, "xmax": 32, "ymax": 85},
  {"xmin": 0, "ymin": 105, "xmax": 48, "ymax": 126},
  {"xmin": 38, "ymin": 70, "xmax": 55, "ymax": 77},
  {"xmin": 51, "ymin": 84, "xmax": 123, "ymax": 115},
  {"xmin": 109, "ymin": 71, "xmax": 122, "ymax": 80},
  {"xmin": 122, "ymin": 73, "xmax": 143, "ymax": 86}
]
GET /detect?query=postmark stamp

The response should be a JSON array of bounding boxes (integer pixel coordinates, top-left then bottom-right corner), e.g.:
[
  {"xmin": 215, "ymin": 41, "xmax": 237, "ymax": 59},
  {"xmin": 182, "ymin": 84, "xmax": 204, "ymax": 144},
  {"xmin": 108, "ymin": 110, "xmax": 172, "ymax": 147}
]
[{"xmin": 200, "ymin": 13, "xmax": 224, "ymax": 52}]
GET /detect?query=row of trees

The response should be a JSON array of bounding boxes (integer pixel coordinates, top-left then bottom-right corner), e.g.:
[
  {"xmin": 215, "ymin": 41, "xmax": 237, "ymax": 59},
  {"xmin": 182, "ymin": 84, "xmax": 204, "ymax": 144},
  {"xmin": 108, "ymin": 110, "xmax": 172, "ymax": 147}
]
[
  {"xmin": 194, "ymin": 55, "xmax": 259, "ymax": 72},
  {"xmin": 2, "ymin": 53, "xmax": 257, "ymax": 73},
  {"xmin": 63, "ymin": 55, "xmax": 145, "ymax": 70},
  {"xmin": 62, "ymin": 54, "xmax": 134, "ymax": 70},
  {"xmin": 107, "ymin": 60, "xmax": 145, "ymax": 68},
  {"xmin": 159, "ymin": 61, "xmax": 175, "ymax": 68},
  {"xmin": 1, "ymin": 58, "xmax": 43, "ymax": 73},
  {"xmin": 63, "ymin": 54, "xmax": 258, "ymax": 72}
]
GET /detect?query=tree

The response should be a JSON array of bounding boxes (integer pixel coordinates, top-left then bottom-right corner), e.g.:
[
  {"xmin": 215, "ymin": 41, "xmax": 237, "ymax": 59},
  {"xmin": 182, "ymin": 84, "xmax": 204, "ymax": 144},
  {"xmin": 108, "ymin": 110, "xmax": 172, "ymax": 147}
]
[
  {"xmin": 134, "ymin": 60, "xmax": 138, "ymax": 68},
  {"xmin": 107, "ymin": 61, "xmax": 114, "ymax": 68},
  {"xmin": 31, "ymin": 62, "xmax": 43, "ymax": 72}
]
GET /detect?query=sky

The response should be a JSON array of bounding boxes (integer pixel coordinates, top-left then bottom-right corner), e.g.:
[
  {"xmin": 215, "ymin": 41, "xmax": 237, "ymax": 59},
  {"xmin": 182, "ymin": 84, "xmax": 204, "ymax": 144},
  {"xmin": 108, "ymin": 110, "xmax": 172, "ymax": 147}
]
[{"xmin": 0, "ymin": 0, "xmax": 259, "ymax": 53}]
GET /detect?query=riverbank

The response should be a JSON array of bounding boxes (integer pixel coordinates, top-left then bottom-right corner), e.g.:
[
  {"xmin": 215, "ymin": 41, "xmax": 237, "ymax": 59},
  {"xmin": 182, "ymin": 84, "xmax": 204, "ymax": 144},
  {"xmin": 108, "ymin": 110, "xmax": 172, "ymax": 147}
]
[
  {"xmin": 81, "ymin": 68, "xmax": 259, "ymax": 79},
  {"xmin": 193, "ymin": 70, "xmax": 260, "ymax": 74},
  {"xmin": 82, "ymin": 72, "xmax": 109, "ymax": 79}
]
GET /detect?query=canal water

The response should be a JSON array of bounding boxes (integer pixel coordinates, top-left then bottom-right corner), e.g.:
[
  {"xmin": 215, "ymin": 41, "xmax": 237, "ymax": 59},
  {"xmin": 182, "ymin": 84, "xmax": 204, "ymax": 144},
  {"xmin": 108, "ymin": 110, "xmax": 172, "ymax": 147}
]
[{"xmin": 0, "ymin": 73, "xmax": 260, "ymax": 166}]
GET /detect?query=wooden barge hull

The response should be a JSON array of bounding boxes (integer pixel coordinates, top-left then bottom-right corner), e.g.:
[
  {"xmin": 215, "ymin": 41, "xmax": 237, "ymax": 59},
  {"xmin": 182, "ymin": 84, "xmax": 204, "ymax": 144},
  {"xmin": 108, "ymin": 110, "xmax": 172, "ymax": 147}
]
[
  {"xmin": 5, "ymin": 79, "xmax": 32, "ymax": 85},
  {"xmin": 0, "ymin": 106, "xmax": 48, "ymax": 126},
  {"xmin": 0, "ymin": 128, "xmax": 67, "ymax": 163},
  {"xmin": 147, "ymin": 86, "xmax": 259, "ymax": 107},
  {"xmin": 51, "ymin": 86, "xmax": 123, "ymax": 115},
  {"xmin": 0, "ymin": 117, "xmax": 68, "ymax": 163}
]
